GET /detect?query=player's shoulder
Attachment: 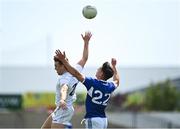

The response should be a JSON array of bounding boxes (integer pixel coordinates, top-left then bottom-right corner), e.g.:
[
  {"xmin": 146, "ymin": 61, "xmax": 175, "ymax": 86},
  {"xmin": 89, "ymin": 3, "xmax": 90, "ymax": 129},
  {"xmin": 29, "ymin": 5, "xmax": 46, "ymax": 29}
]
[
  {"xmin": 85, "ymin": 76, "xmax": 92, "ymax": 80},
  {"xmin": 107, "ymin": 81, "xmax": 117, "ymax": 91},
  {"xmin": 58, "ymin": 72, "xmax": 72, "ymax": 81},
  {"xmin": 84, "ymin": 76, "xmax": 96, "ymax": 83},
  {"xmin": 97, "ymin": 80, "xmax": 116, "ymax": 91},
  {"xmin": 105, "ymin": 81, "xmax": 117, "ymax": 87}
]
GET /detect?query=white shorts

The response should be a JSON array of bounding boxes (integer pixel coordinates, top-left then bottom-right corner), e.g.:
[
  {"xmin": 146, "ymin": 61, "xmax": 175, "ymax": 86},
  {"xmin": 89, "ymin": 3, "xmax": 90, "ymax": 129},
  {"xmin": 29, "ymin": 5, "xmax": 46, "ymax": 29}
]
[
  {"xmin": 85, "ymin": 117, "xmax": 108, "ymax": 129},
  {"xmin": 52, "ymin": 106, "xmax": 74, "ymax": 125}
]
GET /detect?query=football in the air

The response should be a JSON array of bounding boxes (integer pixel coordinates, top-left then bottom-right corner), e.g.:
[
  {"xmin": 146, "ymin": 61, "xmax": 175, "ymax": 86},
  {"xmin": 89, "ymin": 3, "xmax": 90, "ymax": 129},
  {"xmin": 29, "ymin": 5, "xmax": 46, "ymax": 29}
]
[{"xmin": 82, "ymin": 5, "xmax": 97, "ymax": 19}]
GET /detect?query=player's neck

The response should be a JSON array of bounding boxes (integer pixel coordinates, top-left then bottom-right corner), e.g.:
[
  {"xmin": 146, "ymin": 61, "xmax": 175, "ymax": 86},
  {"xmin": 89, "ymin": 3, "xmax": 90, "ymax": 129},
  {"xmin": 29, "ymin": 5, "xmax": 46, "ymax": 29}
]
[{"xmin": 97, "ymin": 77, "xmax": 105, "ymax": 81}]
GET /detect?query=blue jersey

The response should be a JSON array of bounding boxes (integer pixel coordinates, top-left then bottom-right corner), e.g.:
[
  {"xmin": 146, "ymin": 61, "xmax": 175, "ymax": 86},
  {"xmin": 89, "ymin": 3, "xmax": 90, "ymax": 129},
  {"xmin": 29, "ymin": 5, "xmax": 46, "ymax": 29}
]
[{"xmin": 83, "ymin": 77, "xmax": 116, "ymax": 118}]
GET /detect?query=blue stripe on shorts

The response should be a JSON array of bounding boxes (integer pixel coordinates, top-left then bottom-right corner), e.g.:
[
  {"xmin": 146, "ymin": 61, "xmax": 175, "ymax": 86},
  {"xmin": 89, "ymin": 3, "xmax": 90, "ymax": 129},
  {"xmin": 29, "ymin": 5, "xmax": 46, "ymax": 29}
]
[{"xmin": 87, "ymin": 118, "xmax": 92, "ymax": 129}]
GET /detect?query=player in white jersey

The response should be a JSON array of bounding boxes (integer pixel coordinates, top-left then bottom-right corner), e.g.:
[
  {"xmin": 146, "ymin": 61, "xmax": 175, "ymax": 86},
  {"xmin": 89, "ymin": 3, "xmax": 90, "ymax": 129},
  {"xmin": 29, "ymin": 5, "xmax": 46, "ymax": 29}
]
[{"xmin": 41, "ymin": 31, "xmax": 92, "ymax": 129}]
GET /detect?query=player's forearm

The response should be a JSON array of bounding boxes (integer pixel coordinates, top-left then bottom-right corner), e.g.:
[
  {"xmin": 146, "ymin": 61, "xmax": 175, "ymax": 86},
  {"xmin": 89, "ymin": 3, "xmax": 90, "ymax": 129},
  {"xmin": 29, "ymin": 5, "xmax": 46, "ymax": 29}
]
[
  {"xmin": 82, "ymin": 41, "xmax": 89, "ymax": 63},
  {"xmin": 112, "ymin": 66, "xmax": 120, "ymax": 86},
  {"xmin": 60, "ymin": 88, "xmax": 67, "ymax": 101},
  {"xmin": 62, "ymin": 59, "xmax": 84, "ymax": 82}
]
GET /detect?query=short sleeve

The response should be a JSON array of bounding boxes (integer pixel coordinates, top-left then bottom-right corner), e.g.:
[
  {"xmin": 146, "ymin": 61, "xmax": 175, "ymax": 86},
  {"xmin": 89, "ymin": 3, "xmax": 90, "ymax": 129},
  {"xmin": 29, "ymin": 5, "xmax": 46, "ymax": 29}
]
[
  {"xmin": 75, "ymin": 64, "xmax": 83, "ymax": 73},
  {"xmin": 108, "ymin": 82, "xmax": 116, "ymax": 92},
  {"xmin": 83, "ymin": 77, "xmax": 94, "ymax": 90}
]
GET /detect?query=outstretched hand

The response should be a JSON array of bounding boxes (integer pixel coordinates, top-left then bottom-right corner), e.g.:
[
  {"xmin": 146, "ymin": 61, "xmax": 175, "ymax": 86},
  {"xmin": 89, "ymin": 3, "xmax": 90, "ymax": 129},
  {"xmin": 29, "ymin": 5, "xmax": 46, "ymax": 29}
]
[
  {"xmin": 81, "ymin": 31, "xmax": 92, "ymax": 43},
  {"xmin": 55, "ymin": 49, "xmax": 66, "ymax": 61}
]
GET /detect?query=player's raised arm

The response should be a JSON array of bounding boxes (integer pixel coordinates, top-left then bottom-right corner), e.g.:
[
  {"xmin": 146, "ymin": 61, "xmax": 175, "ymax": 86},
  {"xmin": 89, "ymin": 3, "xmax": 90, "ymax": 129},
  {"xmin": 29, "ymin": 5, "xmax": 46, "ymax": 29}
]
[
  {"xmin": 77, "ymin": 31, "xmax": 92, "ymax": 68},
  {"xmin": 111, "ymin": 58, "xmax": 120, "ymax": 87},
  {"xmin": 55, "ymin": 50, "xmax": 85, "ymax": 82}
]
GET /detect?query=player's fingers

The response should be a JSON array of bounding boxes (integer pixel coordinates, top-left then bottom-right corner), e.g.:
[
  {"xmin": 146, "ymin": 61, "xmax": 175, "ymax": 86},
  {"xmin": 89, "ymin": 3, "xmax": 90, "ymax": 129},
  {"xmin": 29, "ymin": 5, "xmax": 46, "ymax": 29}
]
[
  {"xmin": 81, "ymin": 34, "xmax": 84, "ymax": 38},
  {"xmin": 55, "ymin": 49, "xmax": 60, "ymax": 54},
  {"xmin": 63, "ymin": 51, "xmax": 66, "ymax": 57},
  {"xmin": 111, "ymin": 58, "xmax": 117, "ymax": 65},
  {"xmin": 56, "ymin": 49, "xmax": 62, "ymax": 55},
  {"xmin": 87, "ymin": 32, "xmax": 92, "ymax": 38},
  {"xmin": 57, "ymin": 49, "xmax": 61, "ymax": 54},
  {"xmin": 55, "ymin": 50, "xmax": 59, "ymax": 55}
]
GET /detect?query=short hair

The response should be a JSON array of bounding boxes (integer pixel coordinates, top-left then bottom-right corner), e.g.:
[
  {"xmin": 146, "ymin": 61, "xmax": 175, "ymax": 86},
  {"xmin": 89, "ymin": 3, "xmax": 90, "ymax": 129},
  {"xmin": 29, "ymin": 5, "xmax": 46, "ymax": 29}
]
[
  {"xmin": 54, "ymin": 56, "xmax": 63, "ymax": 65},
  {"xmin": 101, "ymin": 62, "xmax": 114, "ymax": 80}
]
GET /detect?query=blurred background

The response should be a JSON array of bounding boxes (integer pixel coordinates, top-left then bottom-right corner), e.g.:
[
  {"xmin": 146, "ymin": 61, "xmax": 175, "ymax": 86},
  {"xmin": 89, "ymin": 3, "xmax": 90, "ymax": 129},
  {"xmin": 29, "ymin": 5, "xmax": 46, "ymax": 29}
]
[{"xmin": 0, "ymin": 0, "xmax": 180, "ymax": 128}]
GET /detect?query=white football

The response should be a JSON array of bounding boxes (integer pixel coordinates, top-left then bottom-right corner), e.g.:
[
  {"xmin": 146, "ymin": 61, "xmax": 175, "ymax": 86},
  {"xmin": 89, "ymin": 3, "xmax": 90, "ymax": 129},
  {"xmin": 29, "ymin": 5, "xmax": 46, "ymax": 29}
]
[{"xmin": 82, "ymin": 5, "xmax": 97, "ymax": 19}]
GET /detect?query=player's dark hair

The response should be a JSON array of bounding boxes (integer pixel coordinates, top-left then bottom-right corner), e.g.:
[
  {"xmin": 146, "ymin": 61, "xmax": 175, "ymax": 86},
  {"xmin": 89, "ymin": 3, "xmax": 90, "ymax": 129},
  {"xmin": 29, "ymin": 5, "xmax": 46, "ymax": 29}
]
[
  {"xmin": 54, "ymin": 56, "xmax": 63, "ymax": 65},
  {"xmin": 101, "ymin": 62, "xmax": 114, "ymax": 80}
]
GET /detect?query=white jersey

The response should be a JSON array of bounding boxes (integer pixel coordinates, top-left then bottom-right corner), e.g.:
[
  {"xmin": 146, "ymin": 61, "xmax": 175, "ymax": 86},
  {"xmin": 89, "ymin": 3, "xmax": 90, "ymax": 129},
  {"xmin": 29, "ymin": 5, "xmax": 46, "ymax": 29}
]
[{"xmin": 55, "ymin": 64, "xmax": 83, "ymax": 107}]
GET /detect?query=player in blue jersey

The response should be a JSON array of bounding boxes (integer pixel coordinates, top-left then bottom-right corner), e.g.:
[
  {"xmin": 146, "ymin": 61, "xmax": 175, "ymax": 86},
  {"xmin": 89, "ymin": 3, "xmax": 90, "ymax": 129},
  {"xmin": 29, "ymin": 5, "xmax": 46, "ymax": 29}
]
[{"xmin": 55, "ymin": 50, "xmax": 120, "ymax": 129}]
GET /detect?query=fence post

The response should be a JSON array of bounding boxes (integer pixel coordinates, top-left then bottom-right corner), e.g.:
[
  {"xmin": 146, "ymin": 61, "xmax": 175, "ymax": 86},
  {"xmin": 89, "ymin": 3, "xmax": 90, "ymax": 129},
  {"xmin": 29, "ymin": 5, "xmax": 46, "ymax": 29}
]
[{"xmin": 132, "ymin": 111, "xmax": 137, "ymax": 128}]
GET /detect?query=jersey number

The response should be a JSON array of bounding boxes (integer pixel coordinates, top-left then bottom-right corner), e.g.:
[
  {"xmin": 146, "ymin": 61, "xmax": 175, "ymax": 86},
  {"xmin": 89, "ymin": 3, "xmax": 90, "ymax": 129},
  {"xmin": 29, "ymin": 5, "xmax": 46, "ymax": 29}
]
[
  {"xmin": 88, "ymin": 87, "xmax": 111, "ymax": 106},
  {"xmin": 69, "ymin": 83, "xmax": 78, "ymax": 96}
]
